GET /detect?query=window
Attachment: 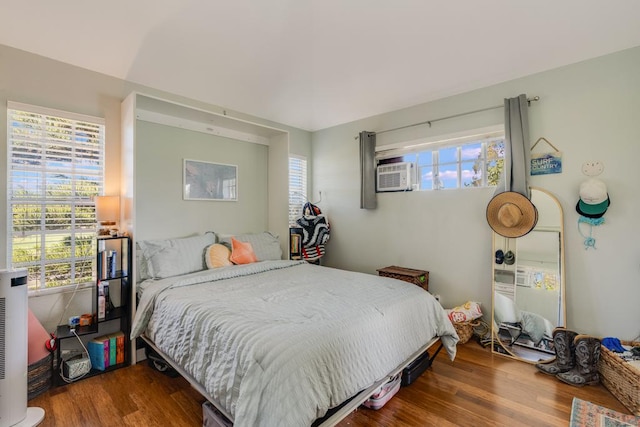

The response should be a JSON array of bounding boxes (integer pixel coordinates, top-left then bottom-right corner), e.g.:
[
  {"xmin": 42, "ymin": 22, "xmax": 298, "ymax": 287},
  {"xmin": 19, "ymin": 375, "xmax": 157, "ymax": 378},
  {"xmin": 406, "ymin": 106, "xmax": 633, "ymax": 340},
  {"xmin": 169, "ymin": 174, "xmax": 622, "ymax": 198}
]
[
  {"xmin": 7, "ymin": 102, "xmax": 105, "ymax": 292},
  {"xmin": 288, "ymin": 156, "xmax": 307, "ymax": 226},
  {"xmin": 378, "ymin": 129, "xmax": 505, "ymax": 190}
]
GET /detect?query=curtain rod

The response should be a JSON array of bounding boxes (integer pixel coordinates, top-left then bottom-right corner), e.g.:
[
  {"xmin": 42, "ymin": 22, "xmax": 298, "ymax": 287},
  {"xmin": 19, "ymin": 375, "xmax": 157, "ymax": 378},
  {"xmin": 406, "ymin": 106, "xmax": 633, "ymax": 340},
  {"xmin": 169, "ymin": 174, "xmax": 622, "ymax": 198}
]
[{"xmin": 369, "ymin": 96, "xmax": 540, "ymax": 137}]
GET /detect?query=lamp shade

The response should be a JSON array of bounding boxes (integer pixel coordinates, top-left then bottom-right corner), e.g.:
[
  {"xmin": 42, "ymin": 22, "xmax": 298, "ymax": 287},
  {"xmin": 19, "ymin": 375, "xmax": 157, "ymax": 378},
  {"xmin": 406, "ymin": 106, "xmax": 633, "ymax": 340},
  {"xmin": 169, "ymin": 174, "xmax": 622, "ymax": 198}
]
[{"xmin": 95, "ymin": 196, "xmax": 120, "ymax": 224}]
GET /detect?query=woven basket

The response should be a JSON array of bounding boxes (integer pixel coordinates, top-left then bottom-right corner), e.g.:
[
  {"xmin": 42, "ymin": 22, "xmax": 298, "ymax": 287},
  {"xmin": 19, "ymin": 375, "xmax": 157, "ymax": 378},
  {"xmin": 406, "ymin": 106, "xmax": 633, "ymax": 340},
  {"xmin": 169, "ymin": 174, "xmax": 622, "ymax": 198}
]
[
  {"xmin": 453, "ymin": 321, "xmax": 479, "ymax": 344},
  {"xmin": 598, "ymin": 340, "xmax": 640, "ymax": 416},
  {"xmin": 28, "ymin": 353, "xmax": 52, "ymax": 400}
]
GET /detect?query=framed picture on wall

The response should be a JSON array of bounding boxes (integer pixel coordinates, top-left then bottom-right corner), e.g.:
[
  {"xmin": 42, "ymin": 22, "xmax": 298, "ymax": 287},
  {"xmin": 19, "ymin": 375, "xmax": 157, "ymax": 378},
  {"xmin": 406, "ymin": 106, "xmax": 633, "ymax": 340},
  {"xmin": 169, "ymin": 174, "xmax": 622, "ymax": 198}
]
[{"xmin": 183, "ymin": 159, "xmax": 238, "ymax": 201}]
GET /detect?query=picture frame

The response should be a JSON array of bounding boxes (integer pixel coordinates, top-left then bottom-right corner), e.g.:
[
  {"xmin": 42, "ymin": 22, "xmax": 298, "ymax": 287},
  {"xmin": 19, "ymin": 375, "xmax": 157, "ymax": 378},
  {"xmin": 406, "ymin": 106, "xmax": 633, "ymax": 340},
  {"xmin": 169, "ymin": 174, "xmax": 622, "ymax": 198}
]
[{"xmin": 183, "ymin": 159, "xmax": 238, "ymax": 201}]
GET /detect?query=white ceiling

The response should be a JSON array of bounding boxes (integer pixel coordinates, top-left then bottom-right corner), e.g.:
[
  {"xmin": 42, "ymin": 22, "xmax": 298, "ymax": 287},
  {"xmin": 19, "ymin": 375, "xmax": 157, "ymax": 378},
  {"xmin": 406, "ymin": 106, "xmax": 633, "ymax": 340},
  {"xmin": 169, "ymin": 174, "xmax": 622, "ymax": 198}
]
[{"xmin": 2, "ymin": 1, "xmax": 640, "ymax": 131}]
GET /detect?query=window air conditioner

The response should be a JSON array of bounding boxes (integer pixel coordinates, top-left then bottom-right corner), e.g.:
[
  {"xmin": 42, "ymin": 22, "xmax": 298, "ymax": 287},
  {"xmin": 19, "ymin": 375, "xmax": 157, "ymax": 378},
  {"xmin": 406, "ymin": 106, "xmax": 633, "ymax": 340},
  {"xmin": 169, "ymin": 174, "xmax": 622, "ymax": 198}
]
[{"xmin": 376, "ymin": 162, "xmax": 414, "ymax": 192}]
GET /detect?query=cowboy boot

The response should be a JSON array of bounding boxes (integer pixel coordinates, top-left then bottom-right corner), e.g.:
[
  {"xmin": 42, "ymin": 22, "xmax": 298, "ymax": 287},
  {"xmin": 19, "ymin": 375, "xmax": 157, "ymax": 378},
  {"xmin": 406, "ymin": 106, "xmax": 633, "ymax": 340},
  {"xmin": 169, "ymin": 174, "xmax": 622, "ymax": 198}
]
[
  {"xmin": 556, "ymin": 335, "xmax": 601, "ymax": 386},
  {"xmin": 535, "ymin": 328, "xmax": 578, "ymax": 375}
]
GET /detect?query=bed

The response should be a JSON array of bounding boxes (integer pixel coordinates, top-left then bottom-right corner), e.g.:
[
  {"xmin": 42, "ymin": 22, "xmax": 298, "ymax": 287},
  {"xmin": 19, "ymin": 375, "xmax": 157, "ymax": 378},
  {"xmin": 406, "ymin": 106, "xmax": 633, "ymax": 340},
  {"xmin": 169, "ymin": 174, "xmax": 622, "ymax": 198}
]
[{"xmin": 131, "ymin": 232, "xmax": 458, "ymax": 427}]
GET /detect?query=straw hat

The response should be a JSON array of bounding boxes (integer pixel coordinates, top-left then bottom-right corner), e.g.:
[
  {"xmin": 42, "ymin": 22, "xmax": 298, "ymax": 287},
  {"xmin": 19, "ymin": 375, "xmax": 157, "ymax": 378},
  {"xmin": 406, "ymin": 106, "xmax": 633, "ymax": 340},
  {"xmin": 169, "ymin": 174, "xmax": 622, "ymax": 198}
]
[{"xmin": 486, "ymin": 191, "xmax": 538, "ymax": 238}]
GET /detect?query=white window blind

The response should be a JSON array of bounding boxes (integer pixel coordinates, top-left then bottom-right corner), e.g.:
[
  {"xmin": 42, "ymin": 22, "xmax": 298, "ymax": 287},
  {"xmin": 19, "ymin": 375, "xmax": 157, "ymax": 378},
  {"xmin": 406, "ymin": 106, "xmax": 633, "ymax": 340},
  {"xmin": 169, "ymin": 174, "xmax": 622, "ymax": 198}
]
[
  {"xmin": 289, "ymin": 156, "xmax": 307, "ymax": 226},
  {"xmin": 7, "ymin": 102, "xmax": 105, "ymax": 292}
]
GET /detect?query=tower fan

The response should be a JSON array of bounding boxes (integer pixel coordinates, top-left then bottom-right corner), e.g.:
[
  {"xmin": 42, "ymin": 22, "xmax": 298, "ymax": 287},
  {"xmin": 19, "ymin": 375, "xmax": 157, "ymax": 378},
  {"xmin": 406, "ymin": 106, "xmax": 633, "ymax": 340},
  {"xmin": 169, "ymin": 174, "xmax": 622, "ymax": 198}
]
[{"xmin": 0, "ymin": 269, "xmax": 45, "ymax": 427}]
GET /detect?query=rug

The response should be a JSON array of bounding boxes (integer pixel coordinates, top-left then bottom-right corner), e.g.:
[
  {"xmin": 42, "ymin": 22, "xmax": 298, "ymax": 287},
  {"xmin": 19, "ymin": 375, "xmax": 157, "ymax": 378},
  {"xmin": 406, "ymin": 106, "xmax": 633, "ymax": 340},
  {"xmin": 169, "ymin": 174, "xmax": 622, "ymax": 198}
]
[{"xmin": 570, "ymin": 397, "xmax": 640, "ymax": 427}]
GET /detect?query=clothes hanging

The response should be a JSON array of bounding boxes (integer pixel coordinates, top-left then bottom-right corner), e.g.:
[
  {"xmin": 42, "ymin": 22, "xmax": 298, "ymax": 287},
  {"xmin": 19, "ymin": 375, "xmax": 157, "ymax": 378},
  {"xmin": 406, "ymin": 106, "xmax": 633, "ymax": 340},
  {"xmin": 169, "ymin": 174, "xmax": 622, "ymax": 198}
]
[{"xmin": 296, "ymin": 202, "xmax": 330, "ymax": 261}]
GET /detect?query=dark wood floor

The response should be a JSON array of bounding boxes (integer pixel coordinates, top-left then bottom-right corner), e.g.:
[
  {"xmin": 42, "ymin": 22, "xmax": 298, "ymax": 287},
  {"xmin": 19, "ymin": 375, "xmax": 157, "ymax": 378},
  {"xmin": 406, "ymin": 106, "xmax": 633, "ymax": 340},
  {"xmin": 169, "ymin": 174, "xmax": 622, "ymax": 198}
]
[{"xmin": 30, "ymin": 341, "xmax": 629, "ymax": 426}]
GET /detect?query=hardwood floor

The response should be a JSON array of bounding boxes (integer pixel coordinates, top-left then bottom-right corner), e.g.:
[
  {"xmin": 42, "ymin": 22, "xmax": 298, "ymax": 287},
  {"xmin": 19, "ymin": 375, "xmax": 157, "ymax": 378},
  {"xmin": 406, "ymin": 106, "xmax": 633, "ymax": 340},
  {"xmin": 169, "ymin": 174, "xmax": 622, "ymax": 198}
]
[{"xmin": 30, "ymin": 341, "xmax": 629, "ymax": 426}]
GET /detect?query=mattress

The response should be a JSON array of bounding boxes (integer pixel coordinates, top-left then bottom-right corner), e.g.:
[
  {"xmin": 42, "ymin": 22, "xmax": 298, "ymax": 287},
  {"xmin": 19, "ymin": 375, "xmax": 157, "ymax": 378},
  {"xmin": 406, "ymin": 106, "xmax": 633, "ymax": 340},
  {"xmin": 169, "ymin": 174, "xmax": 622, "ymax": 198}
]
[{"xmin": 132, "ymin": 260, "xmax": 458, "ymax": 427}]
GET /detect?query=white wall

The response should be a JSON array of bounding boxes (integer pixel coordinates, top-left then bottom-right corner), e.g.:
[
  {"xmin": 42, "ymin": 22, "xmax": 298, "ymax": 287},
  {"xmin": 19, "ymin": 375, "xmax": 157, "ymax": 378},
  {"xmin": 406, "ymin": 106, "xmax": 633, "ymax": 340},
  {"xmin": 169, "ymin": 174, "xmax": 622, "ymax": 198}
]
[
  {"xmin": 0, "ymin": 44, "xmax": 312, "ymax": 332},
  {"xmin": 134, "ymin": 121, "xmax": 269, "ymax": 240},
  {"xmin": 312, "ymin": 47, "xmax": 640, "ymax": 340},
  {"xmin": 3, "ymin": 41, "xmax": 638, "ymax": 340}
]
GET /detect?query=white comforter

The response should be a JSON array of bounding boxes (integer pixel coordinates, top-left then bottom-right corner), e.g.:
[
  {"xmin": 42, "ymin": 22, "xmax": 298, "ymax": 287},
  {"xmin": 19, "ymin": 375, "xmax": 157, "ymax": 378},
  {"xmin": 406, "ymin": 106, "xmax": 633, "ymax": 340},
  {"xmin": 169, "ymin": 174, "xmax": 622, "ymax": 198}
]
[{"xmin": 132, "ymin": 260, "xmax": 458, "ymax": 427}]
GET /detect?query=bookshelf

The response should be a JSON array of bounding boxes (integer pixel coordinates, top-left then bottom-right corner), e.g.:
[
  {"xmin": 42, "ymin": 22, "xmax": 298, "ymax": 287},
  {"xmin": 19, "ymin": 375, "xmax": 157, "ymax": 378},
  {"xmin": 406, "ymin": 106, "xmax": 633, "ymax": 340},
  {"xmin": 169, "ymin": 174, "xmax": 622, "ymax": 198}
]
[
  {"xmin": 53, "ymin": 236, "xmax": 131, "ymax": 386},
  {"xmin": 289, "ymin": 227, "xmax": 303, "ymax": 260}
]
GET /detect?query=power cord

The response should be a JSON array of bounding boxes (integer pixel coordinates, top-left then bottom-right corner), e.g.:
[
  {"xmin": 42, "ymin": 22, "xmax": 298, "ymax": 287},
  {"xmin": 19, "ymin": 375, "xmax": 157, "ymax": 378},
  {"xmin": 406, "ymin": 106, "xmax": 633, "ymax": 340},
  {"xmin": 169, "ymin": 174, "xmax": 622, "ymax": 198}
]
[
  {"xmin": 48, "ymin": 280, "xmax": 84, "ymax": 352},
  {"xmin": 54, "ymin": 280, "xmax": 82, "ymax": 332},
  {"xmin": 58, "ymin": 329, "xmax": 92, "ymax": 384}
]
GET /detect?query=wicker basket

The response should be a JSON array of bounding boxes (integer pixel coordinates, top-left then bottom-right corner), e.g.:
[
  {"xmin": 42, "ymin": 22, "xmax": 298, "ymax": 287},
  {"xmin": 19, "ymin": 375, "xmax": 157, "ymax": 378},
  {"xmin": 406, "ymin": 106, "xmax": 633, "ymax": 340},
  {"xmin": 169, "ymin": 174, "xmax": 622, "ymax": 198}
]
[
  {"xmin": 598, "ymin": 340, "xmax": 640, "ymax": 416},
  {"xmin": 453, "ymin": 321, "xmax": 479, "ymax": 344},
  {"xmin": 28, "ymin": 353, "xmax": 52, "ymax": 400}
]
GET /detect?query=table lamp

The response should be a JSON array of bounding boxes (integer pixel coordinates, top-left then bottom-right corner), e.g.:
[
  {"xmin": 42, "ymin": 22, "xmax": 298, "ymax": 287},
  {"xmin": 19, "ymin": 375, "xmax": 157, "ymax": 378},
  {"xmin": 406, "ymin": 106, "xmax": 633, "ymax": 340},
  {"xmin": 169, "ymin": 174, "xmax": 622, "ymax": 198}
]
[{"xmin": 95, "ymin": 195, "xmax": 120, "ymax": 236}]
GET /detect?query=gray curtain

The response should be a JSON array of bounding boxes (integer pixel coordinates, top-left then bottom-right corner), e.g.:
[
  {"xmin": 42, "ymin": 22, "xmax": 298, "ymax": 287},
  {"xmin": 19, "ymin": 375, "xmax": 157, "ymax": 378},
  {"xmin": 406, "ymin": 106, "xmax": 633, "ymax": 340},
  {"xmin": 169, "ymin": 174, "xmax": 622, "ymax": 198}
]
[
  {"xmin": 494, "ymin": 94, "xmax": 531, "ymax": 198},
  {"xmin": 359, "ymin": 131, "xmax": 377, "ymax": 209}
]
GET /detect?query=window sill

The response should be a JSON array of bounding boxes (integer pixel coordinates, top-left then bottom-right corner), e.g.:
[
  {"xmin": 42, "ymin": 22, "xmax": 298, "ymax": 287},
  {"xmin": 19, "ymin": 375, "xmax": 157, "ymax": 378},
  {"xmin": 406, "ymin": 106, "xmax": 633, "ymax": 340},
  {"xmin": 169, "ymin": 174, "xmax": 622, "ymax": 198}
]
[{"xmin": 28, "ymin": 282, "xmax": 94, "ymax": 298}]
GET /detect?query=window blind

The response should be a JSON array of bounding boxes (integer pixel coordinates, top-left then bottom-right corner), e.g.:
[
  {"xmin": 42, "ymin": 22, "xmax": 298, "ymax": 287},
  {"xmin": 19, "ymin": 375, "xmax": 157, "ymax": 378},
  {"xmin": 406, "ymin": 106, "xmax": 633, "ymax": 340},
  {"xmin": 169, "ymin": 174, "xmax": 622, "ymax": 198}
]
[
  {"xmin": 7, "ymin": 102, "xmax": 105, "ymax": 292},
  {"xmin": 289, "ymin": 156, "xmax": 307, "ymax": 226}
]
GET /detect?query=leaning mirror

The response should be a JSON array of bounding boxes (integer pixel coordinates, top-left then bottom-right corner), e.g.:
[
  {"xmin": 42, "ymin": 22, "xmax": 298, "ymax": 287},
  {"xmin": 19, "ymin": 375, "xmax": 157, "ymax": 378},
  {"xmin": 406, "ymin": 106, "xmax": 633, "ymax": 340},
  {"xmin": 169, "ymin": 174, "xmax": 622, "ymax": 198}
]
[{"xmin": 492, "ymin": 187, "xmax": 566, "ymax": 363}]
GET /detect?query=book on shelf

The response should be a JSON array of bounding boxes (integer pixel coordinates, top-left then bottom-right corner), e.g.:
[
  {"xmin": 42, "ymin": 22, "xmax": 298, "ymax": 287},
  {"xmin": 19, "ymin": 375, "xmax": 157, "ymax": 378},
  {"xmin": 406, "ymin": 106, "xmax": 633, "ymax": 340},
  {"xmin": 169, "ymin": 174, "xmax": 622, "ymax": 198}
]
[
  {"xmin": 112, "ymin": 331, "xmax": 125, "ymax": 364},
  {"xmin": 87, "ymin": 335, "xmax": 110, "ymax": 371},
  {"xmin": 97, "ymin": 249, "xmax": 118, "ymax": 280},
  {"xmin": 87, "ymin": 331, "xmax": 125, "ymax": 370}
]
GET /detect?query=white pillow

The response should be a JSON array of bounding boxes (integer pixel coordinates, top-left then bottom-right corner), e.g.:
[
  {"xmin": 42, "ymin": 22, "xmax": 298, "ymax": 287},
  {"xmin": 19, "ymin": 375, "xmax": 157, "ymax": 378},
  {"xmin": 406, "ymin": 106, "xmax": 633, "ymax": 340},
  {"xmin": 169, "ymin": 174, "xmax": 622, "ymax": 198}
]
[
  {"xmin": 135, "ymin": 248, "xmax": 151, "ymax": 282},
  {"xmin": 219, "ymin": 231, "xmax": 282, "ymax": 261},
  {"xmin": 137, "ymin": 232, "xmax": 215, "ymax": 279},
  {"xmin": 494, "ymin": 292, "xmax": 522, "ymax": 324}
]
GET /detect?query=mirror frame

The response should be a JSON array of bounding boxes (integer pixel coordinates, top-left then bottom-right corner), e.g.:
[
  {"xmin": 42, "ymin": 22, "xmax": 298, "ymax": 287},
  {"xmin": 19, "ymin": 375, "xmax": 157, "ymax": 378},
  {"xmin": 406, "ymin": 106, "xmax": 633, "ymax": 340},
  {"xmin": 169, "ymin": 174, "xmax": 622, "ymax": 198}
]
[{"xmin": 491, "ymin": 186, "xmax": 566, "ymax": 363}]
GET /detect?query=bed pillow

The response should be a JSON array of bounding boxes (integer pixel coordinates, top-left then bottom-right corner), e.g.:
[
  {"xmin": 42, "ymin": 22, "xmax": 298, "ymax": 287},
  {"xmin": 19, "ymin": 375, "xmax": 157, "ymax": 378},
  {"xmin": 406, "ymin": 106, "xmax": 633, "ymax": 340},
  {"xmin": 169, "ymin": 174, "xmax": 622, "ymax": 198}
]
[
  {"xmin": 136, "ymin": 246, "xmax": 151, "ymax": 282},
  {"xmin": 219, "ymin": 231, "xmax": 282, "ymax": 261},
  {"xmin": 229, "ymin": 237, "xmax": 258, "ymax": 265},
  {"xmin": 138, "ymin": 232, "xmax": 215, "ymax": 279},
  {"xmin": 493, "ymin": 292, "xmax": 522, "ymax": 324},
  {"xmin": 205, "ymin": 243, "xmax": 233, "ymax": 269}
]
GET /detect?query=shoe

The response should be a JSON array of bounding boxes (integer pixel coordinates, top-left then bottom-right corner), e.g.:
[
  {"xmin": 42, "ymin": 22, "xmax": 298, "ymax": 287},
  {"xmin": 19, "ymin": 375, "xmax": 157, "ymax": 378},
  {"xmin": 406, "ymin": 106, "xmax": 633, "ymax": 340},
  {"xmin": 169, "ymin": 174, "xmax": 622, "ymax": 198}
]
[
  {"xmin": 535, "ymin": 328, "xmax": 578, "ymax": 375},
  {"xmin": 556, "ymin": 335, "xmax": 601, "ymax": 386}
]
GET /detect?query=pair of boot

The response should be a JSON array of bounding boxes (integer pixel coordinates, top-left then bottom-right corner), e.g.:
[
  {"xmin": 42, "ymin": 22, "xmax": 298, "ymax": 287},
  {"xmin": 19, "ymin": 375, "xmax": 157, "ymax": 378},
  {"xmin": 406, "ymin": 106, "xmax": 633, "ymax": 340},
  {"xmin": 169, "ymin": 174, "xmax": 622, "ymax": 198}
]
[{"xmin": 535, "ymin": 328, "xmax": 601, "ymax": 386}]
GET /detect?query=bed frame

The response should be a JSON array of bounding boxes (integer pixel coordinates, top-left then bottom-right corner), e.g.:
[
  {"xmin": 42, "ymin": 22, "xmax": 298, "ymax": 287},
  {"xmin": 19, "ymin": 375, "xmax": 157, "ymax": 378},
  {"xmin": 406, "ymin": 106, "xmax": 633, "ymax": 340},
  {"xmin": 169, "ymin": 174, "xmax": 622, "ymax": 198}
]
[{"xmin": 140, "ymin": 334, "xmax": 443, "ymax": 426}]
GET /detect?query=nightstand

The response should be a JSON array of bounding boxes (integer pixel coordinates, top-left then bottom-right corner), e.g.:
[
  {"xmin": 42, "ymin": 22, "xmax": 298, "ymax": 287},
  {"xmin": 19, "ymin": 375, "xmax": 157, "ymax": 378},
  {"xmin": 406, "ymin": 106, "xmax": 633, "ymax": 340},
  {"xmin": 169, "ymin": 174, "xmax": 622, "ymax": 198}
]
[{"xmin": 377, "ymin": 266, "xmax": 429, "ymax": 291}]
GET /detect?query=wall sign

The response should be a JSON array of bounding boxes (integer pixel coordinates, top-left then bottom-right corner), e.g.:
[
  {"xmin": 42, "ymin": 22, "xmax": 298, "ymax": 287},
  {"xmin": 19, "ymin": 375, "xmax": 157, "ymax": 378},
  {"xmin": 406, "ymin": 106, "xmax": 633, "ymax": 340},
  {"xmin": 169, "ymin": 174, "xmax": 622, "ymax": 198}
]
[{"xmin": 530, "ymin": 137, "xmax": 562, "ymax": 176}]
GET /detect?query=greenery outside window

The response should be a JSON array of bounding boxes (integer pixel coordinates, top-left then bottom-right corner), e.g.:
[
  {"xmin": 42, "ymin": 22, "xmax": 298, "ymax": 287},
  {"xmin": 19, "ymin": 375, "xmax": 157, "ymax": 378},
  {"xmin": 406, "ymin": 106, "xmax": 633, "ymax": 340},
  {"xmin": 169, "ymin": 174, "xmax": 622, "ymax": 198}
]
[
  {"xmin": 289, "ymin": 156, "xmax": 307, "ymax": 226},
  {"xmin": 7, "ymin": 102, "xmax": 105, "ymax": 293},
  {"xmin": 378, "ymin": 128, "xmax": 505, "ymax": 190}
]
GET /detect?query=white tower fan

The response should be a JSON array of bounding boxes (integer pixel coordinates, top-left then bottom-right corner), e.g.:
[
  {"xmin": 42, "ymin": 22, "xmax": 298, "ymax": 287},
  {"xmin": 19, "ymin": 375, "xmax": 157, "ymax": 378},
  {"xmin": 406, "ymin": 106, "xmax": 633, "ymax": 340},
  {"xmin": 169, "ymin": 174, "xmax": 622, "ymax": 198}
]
[{"xmin": 0, "ymin": 269, "xmax": 45, "ymax": 427}]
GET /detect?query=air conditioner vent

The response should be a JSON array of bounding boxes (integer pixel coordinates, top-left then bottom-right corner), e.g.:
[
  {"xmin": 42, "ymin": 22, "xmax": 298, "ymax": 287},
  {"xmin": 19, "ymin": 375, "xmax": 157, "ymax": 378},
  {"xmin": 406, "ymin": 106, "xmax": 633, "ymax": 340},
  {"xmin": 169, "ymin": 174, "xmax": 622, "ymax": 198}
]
[{"xmin": 377, "ymin": 162, "xmax": 413, "ymax": 192}]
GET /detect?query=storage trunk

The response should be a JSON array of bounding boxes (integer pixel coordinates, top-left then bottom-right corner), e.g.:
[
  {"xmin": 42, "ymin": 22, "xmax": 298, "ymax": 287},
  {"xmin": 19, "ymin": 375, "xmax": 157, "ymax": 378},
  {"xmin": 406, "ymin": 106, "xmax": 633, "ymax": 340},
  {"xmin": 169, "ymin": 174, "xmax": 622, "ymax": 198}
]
[
  {"xmin": 202, "ymin": 402, "xmax": 232, "ymax": 427},
  {"xmin": 401, "ymin": 350, "xmax": 432, "ymax": 386},
  {"xmin": 362, "ymin": 374, "xmax": 401, "ymax": 410}
]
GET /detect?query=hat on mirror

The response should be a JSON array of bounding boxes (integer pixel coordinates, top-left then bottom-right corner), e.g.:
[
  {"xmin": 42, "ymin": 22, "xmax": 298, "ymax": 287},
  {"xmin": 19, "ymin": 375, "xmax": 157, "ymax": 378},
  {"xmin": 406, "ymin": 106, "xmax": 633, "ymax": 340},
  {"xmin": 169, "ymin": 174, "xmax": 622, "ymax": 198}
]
[
  {"xmin": 503, "ymin": 250, "xmax": 515, "ymax": 265},
  {"xmin": 486, "ymin": 191, "xmax": 538, "ymax": 238}
]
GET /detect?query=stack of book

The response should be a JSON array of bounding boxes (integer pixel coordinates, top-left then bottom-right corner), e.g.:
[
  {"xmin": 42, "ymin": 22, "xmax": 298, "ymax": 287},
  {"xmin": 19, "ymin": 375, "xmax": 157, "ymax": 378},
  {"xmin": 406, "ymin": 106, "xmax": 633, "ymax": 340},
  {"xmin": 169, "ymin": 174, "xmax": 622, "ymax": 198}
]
[
  {"xmin": 97, "ymin": 249, "xmax": 117, "ymax": 280},
  {"xmin": 87, "ymin": 331, "xmax": 125, "ymax": 371}
]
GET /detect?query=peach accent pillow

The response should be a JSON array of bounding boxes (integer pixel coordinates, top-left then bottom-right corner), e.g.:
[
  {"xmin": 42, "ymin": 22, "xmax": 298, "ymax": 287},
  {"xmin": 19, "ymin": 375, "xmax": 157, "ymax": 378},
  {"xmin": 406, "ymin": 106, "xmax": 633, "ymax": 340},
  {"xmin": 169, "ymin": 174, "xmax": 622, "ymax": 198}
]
[
  {"xmin": 230, "ymin": 237, "xmax": 258, "ymax": 265},
  {"xmin": 205, "ymin": 244, "xmax": 233, "ymax": 269}
]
